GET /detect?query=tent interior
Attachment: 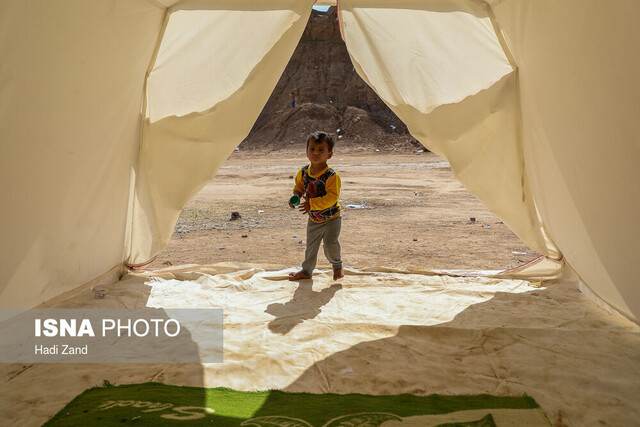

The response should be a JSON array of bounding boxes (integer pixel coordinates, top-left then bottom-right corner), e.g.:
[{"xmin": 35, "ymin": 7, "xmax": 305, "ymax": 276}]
[{"xmin": 1, "ymin": 0, "xmax": 639, "ymax": 425}]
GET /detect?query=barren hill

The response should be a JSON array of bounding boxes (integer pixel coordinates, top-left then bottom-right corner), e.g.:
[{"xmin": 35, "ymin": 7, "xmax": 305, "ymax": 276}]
[{"xmin": 240, "ymin": 7, "xmax": 422, "ymax": 152}]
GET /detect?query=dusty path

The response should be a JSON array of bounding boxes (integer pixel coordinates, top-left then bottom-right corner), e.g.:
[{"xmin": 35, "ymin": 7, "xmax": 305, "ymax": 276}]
[{"xmin": 150, "ymin": 149, "xmax": 538, "ymax": 271}]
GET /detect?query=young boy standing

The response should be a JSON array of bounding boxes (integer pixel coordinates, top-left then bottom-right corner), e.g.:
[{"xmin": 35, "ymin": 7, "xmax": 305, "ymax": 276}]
[{"xmin": 289, "ymin": 132, "xmax": 344, "ymax": 281}]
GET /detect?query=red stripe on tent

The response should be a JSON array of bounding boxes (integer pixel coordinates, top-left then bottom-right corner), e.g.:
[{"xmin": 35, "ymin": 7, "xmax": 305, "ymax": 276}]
[
  {"xmin": 337, "ymin": 0, "xmax": 344, "ymax": 42},
  {"xmin": 125, "ymin": 256, "xmax": 157, "ymax": 271}
]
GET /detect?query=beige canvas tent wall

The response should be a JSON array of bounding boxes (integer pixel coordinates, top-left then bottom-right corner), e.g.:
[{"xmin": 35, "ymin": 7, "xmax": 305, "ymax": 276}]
[{"xmin": 1, "ymin": 0, "xmax": 638, "ymax": 322}]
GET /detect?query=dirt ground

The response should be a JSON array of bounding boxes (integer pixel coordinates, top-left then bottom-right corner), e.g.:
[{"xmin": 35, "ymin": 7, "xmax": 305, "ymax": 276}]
[{"xmin": 149, "ymin": 148, "xmax": 538, "ymax": 272}]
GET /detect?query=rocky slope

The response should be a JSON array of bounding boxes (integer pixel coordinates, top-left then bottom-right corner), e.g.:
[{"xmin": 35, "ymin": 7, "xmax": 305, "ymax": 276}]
[{"xmin": 240, "ymin": 7, "xmax": 422, "ymax": 152}]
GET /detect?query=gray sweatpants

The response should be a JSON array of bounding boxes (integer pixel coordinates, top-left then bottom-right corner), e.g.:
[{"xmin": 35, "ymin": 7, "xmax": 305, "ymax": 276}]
[{"xmin": 301, "ymin": 216, "xmax": 342, "ymax": 275}]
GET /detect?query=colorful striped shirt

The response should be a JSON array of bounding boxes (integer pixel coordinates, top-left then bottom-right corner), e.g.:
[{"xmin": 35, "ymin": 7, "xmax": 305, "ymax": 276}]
[{"xmin": 293, "ymin": 164, "xmax": 341, "ymax": 223}]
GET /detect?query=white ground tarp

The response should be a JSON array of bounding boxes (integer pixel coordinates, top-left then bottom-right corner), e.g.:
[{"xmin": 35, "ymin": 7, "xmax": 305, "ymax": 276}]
[{"xmin": 1, "ymin": 265, "xmax": 638, "ymax": 425}]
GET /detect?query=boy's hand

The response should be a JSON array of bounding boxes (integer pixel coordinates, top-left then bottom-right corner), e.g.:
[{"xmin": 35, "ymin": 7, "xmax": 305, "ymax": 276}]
[
  {"xmin": 298, "ymin": 197, "xmax": 310, "ymax": 214},
  {"xmin": 289, "ymin": 191, "xmax": 302, "ymax": 209}
]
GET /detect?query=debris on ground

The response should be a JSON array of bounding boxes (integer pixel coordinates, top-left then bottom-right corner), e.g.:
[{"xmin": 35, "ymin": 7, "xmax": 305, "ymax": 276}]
[
  {"xmin": 230, "ymin": 212, "xmax": 242, "ymax": 221},
  {"xmin": 346, "ymin": 202, "xmax": 370, "ymax": 209}
]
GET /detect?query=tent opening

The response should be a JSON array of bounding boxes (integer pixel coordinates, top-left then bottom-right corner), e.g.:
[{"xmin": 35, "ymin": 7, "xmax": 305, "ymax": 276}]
[{"xmin": 144, "ymin": 7, "xmax": 539, "ymax": 273}]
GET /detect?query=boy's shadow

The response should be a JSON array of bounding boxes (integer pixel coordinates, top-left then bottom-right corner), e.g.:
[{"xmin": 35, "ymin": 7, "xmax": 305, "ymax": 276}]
[{"xmin": 265, "ymin": 281, "xmax": 343, "ymax": 335}]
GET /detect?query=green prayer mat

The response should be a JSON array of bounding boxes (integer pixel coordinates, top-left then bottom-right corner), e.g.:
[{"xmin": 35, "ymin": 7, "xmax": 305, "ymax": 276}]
[{"xmin": 45, "ymin": 382, "xmax": 551, "ymax": 426}]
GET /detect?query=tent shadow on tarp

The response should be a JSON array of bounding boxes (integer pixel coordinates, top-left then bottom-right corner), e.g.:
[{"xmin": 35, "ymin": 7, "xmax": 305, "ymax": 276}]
[{"xmin": 256, "ymin": 278, "xmax": 640, "ymax": 426}]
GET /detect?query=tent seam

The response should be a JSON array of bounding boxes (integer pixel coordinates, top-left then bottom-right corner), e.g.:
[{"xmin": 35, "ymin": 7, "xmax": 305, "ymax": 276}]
[
  {"xmin": 485, "ymin": 1, "xmax": 561, "ymax": 258},
  {"xmin": 125, "ymin": 7, "xmax": 172, "ymax": 266}
]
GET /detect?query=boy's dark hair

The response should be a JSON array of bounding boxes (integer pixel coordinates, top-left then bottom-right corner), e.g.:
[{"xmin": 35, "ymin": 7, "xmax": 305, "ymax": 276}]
[{"xmin": 307, "ymin": 131, "xmax": 335, "ymax": 151}]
